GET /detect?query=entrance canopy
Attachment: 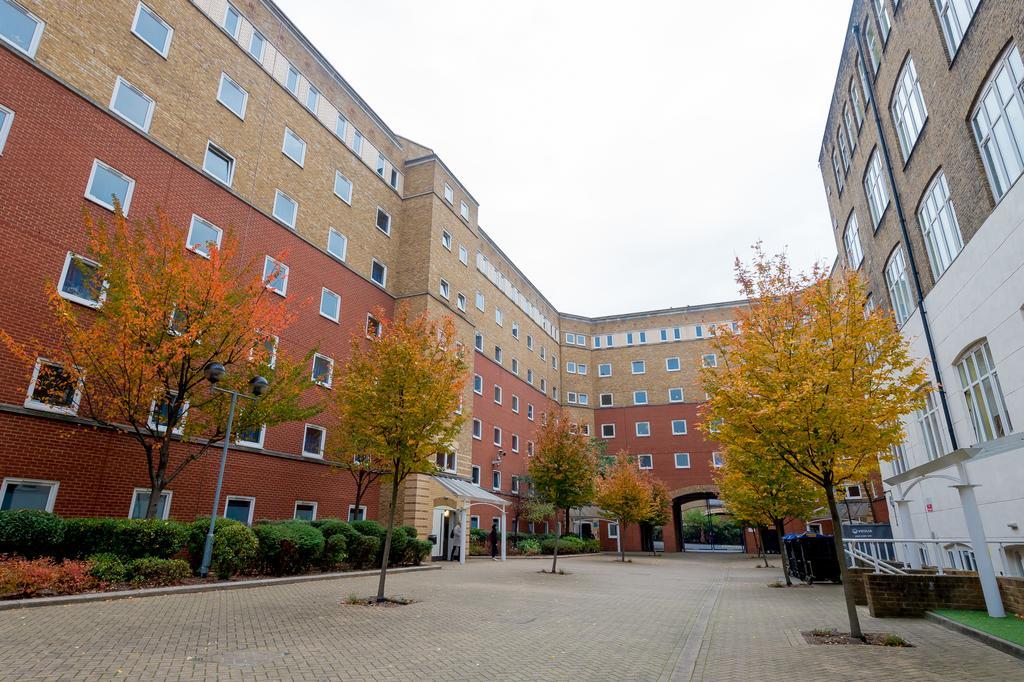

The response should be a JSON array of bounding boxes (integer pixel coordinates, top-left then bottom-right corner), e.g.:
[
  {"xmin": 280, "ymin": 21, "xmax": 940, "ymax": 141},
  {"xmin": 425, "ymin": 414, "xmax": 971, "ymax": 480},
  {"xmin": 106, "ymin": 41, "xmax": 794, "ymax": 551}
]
[{"xmin": 432, "ymin": 475, "xmax": 508, "ymax": 507}]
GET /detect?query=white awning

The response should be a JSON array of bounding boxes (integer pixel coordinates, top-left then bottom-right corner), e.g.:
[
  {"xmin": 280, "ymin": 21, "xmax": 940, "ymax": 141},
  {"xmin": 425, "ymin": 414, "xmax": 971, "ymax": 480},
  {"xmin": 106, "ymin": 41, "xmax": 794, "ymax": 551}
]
[{"xmin": 433, "ymin": 476, "xmax": 508, "ymax": 507}]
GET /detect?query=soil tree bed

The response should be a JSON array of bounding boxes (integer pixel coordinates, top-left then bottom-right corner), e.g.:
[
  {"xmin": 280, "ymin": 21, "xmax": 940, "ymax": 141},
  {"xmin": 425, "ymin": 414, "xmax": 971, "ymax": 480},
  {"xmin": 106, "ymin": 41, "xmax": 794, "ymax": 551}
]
[{"xmin": 802, "ymin": 629, "xmax": 912, "ymax": 647}]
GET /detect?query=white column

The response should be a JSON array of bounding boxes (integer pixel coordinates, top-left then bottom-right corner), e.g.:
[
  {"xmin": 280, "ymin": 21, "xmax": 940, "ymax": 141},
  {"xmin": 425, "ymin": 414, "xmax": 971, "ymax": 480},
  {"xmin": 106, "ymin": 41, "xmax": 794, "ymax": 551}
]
[
  {"xmin": 501, "ymin": 508, "xmax": 507, "ymax": 561},
  {"xmin": 459, "ymin": 507, "xmax": 467, "ymax": 565},
  {"xmin": 894, "ymin": 498, "xmax": 923, "ymax": 570},
  {"xmin": 953, "ymin": 475, "xmax": 1005, "ymax": 617}
]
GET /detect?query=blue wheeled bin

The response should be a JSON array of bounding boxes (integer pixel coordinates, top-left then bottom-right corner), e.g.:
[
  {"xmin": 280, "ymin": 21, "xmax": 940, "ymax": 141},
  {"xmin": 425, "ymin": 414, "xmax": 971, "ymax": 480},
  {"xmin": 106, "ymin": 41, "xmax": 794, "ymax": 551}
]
[{"xmin": 783, "ymin": 532, "xmax": 842, "ymax": 584}]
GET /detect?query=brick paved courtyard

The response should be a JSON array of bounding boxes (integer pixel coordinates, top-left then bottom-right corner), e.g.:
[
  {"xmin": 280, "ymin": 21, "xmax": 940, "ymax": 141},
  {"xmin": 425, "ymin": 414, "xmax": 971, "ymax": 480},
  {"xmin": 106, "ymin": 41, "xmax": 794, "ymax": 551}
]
[{"xmin": 0, "ymin": 552, "xmax": 1021, "ymax": 680}]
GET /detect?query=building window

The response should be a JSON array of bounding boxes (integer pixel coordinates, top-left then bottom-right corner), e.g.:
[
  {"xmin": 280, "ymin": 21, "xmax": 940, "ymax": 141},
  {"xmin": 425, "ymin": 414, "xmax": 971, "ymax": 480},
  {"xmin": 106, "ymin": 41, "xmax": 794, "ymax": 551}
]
[
  {"xmin": 311, "ymin": 354, "xmax": 333, "ymax": 388},
  {"xmin": 873, "ymin": 0, "xmax": 892, "ymax": 42},
  {"xmin": 327, "ymin": 228, "xmax": 347, "ymax": 261},
  {"xmin": 216, "ymin": 72, "xmax": 248, "ymax": 120},
  {"xmin": 917, "ymin": 388, "xmax": 946, "ymax": 461},
  {"xmin": 608, "ymin": 522, "xmax": 619, "ymax": 539},
  {"xmin": 843, "ymin": 107, "xmax": 857, "ymax": 151},
  {"xmin": 286, "ymin": 66, "xmax": 299, "ymax": 95},
  {"xmin": 492, "ymin": 470, "xmax": 501, "ymax": 491},
  {"xmin": 85, "ymin": 160, "xmax": 135, "ymax": 214},
  {"xmin": 293, "ymin": 501, "xmax": 317, "ymax": 521},
  {"xmin": 884, "ymin": 246, "xmax": 914, "ymax": 325},
  {"xmin": 375, "ymin": 208, "xmax": 392, "ymax": 236},
  {"xmin": 435, "ymin": 452, "xmax": 457, "ymax": 473},
  {"xmin": 282, "ymin": 128, "xmax": 306, "ymax": 166},
  {"xmin": 473, "ymin": 374, "xmax": 483, "ymax": 394},
  {"xmin": 439, "ymin": 278, "xmax": 450, "ymax": 300},
  {"xmin": 511, "ymin": 435, "xmax": 520, "ymax": 454},
  {"xmin": 864, "ymin": 149, "xmax": 889, "ymax": 227},
  {"xmin": 957, "ymin": 341, "xmax": 1012, "ymax": 443},
  {"xmin": 577, "ymin": 364, "xmax": 587, "ymax": 376},
  {"xmin": 371, "ymin": 259, "xmax": 387, "ymax": 287},
  {"xmin": 669, "ymin": 388, "xmax": 684, "ymax": 403},
  {"xmin": 262, "ymin": 256, "xmax": 288, "ymax": 296},
  {"xmin": 633, "ymin": 391, "xmax": 648, "ymax": 405},
  {"xmin": 185, "ymin": 215, "xmax": 223, "ymax": 258},
  {"xmin": 832, "ymin": 149, "xmax": 844, "ymax": 194},
  {"xmin": 376, "ymin": 153, "xmax": 385, "ymax": 176},
  {"xmin": 865, "ymin": 21, "xmax": 882, "ymax": 74},
  {"xmin": 712, "ymin": 452, "xmax": 725, "ymax": 468},
  {"xmin": 666, "ymin": 357, "xmax": 681, "ymax": 372},
  {"xmin": 222, "ymin": 3, "xmax": 241, "ymax": 38},
  {"xmin": 495, "ymin": 308, "xmax": 503, "ymax": 326},
  {"xmin": 892, "ymin": 58, "xmax": 928, "ymax": 160},
  {"xmin": 460, "ymin": 201, "xmax": 470, "ymax": 220},
  {"xmin": 110, "ymin": 76, "xmax": 155, "ymax": 132},
  {"xmin": 333, "ymin": 171, "xmax": 353, "ymax": 205},
  {"xmin": 598, "ymin": 363, "xmax": 612, "ymax": 377},
  {"xmin": 843, "ymin": 213, "xmax": 864, "ymax": 269},
  {"xmin": 1, "ymin": 0, "xmax": 44, "ymax": 58},
  {"xmin": 223, "ymin": 496, "xmax": 254, "ymax": 525},
  {"xmin": 235, "ymin": 423, "xmax": 265, "ymax": 447},
  {"xmin": 0, "ymin": 104, "xmax": 11, "ymax": 155},
  {"xmin": 459, "ymin": 245, "xmax": 469, "ymax": 265},
  {"xmin": 527, "ymin": 404, "xmax": 534, "ymax": 421},
  {"xmin": 635, "ymin": 422, "xmax": 651, "ymax": 437},
  {"xmin": 472, "ymin": 418, "xmax": 482, "ymax": 440},
  {"xmin": 474, "ymin": 332, "xmax": 483, "ymax": 351},
  {"xmin": 631, "ymin": 360, "xmax": 645, "ymax": 374},
  {"xmin": 456, "ymin": 293, "xmax": 466, "ymax": 312},
  {"xmin": 347, "ymin": 505, "xmax": 367, "ymax": 522},
  {"xmin": 58, "ymin": 252, "xmax": 103, "ymax": 308},
  {"xmin": 511, "ymin": 395, "xmax": 520, "ymax": 413},
  {"xmin": 637, "ymin": 454, "xmax": 653, "ymax": 470},
  {"xmin": 306, "ymin": 85, "xmax": 319, "ymax": 112},
  {"xmin": 129, "ymin": 488, "xmax": 171, "ymax": 519},
  {"xmin": 443, "ymin": 182, "xmax": 454, "ymax": 203},
  {"xmin": 475, "ymin": 291, "xmax": 485, "ymax": 311},
  {"xmin": 850, "ymin": 80, "xmax": 865, "ymax": 129},
  {"xmin": 1, "ymin": 478, "xmax": 58, "ymax": 512},
  {"xmin": 493, "ymin": 384, "xmax": 502, "ymax": 405},
  {"xmin": 918, "ymin": 171, "xmax": 963, "ymax": 279},
  {"xmin": 567, "ymin": 392, "xmax": 578, "ymax": 405},
  {"xmin": 302, "ymin": 424, "xmax": 326, "ymax": 457},
  {"xmin": 674, "ymin": 453, "xmax": 691, "ymax": 469},
  {"xmin": 972, "ymin": 46, "xmax": 1024, "ymax": 200},
  {"xmin": 511, "ymin": 322, "xmax": 520, "ymax": 340},
  {"xmin": 130, "ymin": 2, "xmax": 173, "ymax": 58},
  {"xmin": 601, "ymin": 424, "xmax": 615, "ymax": 438},
  {"xmin": 148, "ymin": 392, "xmax": 187, "ymax": 434},
  {"xmin": 702, "ymin": 354, "xmax": 717, "ymax": 368},
  {"xmin": 837, "ymin": 129, "xmax": 850, "ymax": 171},
  {"xmin": 566, "ymin": 361, "xmax": 577, "ymax": 374},
  {"xmin": 25, "ymin": 359, "xmax": 79, "ymax": 414},
  {"xmin": 494, "ymin": 346, "xmax": 503, "ymax": 364},
  {"xmin": 936, "ymin": 0, "xmax": 979, "ymax": 57},
  {"xmin": 493, "ymin": 426, "xmax": 502, "ymax": 447},
  {"xmin": 471, "ymin": 465, "xmax": 481, "ymax": 485},
  {"xmin": 198, "ymin": 141, "xmax": 234, "ymax": 187},
  {"xmin": 249, "ymin": 30, "xmax": 265, "ymax": 61},
  {"xmin": 671, "ymin": 419, "xmax": 687, "ymax": 435},
  {"xmin": 319, "ymin": 288, "xmax": 341, "ymax": 322}
]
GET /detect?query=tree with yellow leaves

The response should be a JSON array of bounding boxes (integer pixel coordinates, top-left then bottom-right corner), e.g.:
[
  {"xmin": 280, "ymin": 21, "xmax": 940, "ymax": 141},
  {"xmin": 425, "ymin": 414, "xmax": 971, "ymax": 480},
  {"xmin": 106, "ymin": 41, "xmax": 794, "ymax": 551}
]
[
  {"xmin": 715, "ymin": 447, "xmax": 821, "ymax": 585},
  {"xmin": 333, "ymin": 306, "xmax": 467, "ymax": 601},
  {"xmin": 1, "ymin": 209, "xmax": 316, "ymax": 519},
  {"xmin": 701, "ymin": 246, "xmax": 927, "ymax": 638},
  {"xmin": 595, "ymin": 453, "xmax": 658, "ymax": 562}
]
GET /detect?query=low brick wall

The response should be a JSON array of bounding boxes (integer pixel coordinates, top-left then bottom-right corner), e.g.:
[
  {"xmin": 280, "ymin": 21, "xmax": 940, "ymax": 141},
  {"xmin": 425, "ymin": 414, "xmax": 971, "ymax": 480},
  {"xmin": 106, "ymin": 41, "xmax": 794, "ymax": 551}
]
[
  {"xmin": 865, "ymin": 574, "xmax": 986, "ymax": 617},
  {"xmin": 998, "ymin": 576, "xmax": 1024, "ymax": 616},
  {"xmin": 849, "ymin": 568, "xmax": 871, "ymax": 605}
]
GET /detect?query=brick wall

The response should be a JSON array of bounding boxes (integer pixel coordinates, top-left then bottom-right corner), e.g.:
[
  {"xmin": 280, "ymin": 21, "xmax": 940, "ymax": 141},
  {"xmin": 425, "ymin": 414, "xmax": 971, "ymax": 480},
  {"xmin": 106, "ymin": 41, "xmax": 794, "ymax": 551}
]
[
  {"xmin": 997, "ymin": 576, "xmax": 1024, "ymax": 617},
  {"xmin": 865, "ymin": 574, "xmax": 986, "ymax": 617}
]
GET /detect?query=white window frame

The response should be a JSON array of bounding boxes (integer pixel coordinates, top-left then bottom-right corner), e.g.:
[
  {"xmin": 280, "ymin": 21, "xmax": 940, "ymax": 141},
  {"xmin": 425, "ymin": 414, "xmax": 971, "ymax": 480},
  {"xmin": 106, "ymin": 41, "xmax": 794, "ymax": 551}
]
[
  {"xmin": 293, "ymin": 500, "xmax": 318, "ymax": 521},
  {"xmin": 971, "ymin": 45, "xmax": 1024, "ymax": 200},
  {"xmin": 85, "ymin": 159, "xmax": 136, "ymax": 214},
  {"xmin": 956, "ymin": 341, "xmax": 1013, "ymax": 443},
  {"xmin": 456, "ymin": 293, "xmax": 467, "ymax": 312},
  {"xmin": 473, "ymin": 374, "xmax": 483, "ymax": 395},
  {"xmin": 601, "ymin": 423, "xmax": 616, "ymax": 439},
  {"xmin": 844, "ymin": 212, "xmax": 864, "ymax": 269},
  {"xmin": 511, "ymin": 394, "xmax": 520, "ymax": 413},
  {"xmin": 492, "ymin": 470, "xmax": 501, "ymax": 491},
  {"xmin": 223, "ymin": 495, "xmax": 255, "ymax": 525},
  {"xmin": 202, "ymin": 141, "xmax": 235, "ymax": 188},
  {"xmin": 327, "ymin": 228, "xmax": 347, "ymax": 261},
  {"xmin": 130, "ymin": 3, "xmax": 173, "ymax": 58},
  {"xmin": 637, "ymin": 454, "xmax": 653, "ymax": 470},
  {"xmin": 702, "ymin": 354, "xmax": 717, "ymax": 368},
  {"xmin": 248, "ymin": 29, "xmax": 265, "ymax": 61},
  {"xmin": 712, "ymin": 452, "xmax": 725, "ymax": 468},
  {"xmin": 441, "ymin": 229, "xmax": 452, "ymax": 250},
  {"xmin": 598, "ymin": 363, "xmax": 611, "ymax": 377},
  {"xmin": 376, "ymin": 207, "xmax": 392, "ymax": 236},
  {"xmin": 222, "ymin": 2, "xmax": 241, "ymax": 39},
  {"xmin": 311, "ymin": 354, "xmax": 334, "ymax": 388},
  {"xmin": 635, "ymin": 421, "xmax": 651, "ymax": 437},
  {"xmin": 0, "ymin": 477, "xmax": 59, "ymax": 512},
  {"xmin": 633, "ymin": 390, "xmax": 648, "ymax": 406},
  {"xmin": 459, "ymin": 244, "xmax": 469, "ymax": 265},
  {"xmin": 885, "ymin": 246, "xmax": 914, "ymax": 326},
  {"xmin": 668, "ymin": 388, "xmax": 684, "ymax": 403},
  {"xmin": 674, "ymin": 453, "xmax": 691, "ymax": 469},
  {"xmin": 918, "ymin": 171, "xmax": 963, "ymax": 279},
  {"xmin": 631, "ymin": 360, "xmax": 646, "ymax": 375},
  {"xmin": 129, "ymin": 487, "xmax": 172, "ymax": 520},
  {"xmin": 472, "ymin": 418, "xmax": 482, "ymax": 440},
  {"xmin": 57, "ymin": 251, "xmax": 104, "ymax": 308},
  {"xmin": 281, "ymin": 127, "xmax": 306, "ymax": 167},
  {"xmin": 334, "ymin": 171, "xmax": 353, "ymax": 205},
  {"xmin": 1, "ymin": 0, "xmax": 45, "ymax": 58},
  {"xmin": 319, "ymin": 287, "xmax": 341, "ymax": 323},
  {"xmin": 471, "ymin": 465, "xmax": 481, "ymax": 485},
  {"xmin": 671, "ymin": 419, "xmax": 688, "ymax": 435},
  {"xmin": 443, "ymin": 182, "xmax": 454, "ymax": 203},
  {"xmin": 347, "ymin": 505, "xmax": 368, "ymax": 522},
  {"xmin": 917, "ymin": 389, "xmax": 946, "ymax": 462},
  {"xmin": 216, "ymin": 72, "xmax": 248, "ymax": 120},
  {"xmin": 494, "ymin": 384, "xmax": 502, "ymax": 405},
  {"xmin": 302, "ymin": 423, "xmax": 326, "ymax": 458},
  {"xmin": 460, "ymin": 201, "xmax": 470, "ymax": 220},
  {"xmin": 109, "ymin": 76, "xmax": 155, "ymax": 132},
  {"xmin": 665, "ymin": 357, "xmax": 681, "ymax": 372},
  {"xmin": 864, "ymin": 149, "xmax": 889, "ymax": 227},
  {"xmin": 305, "ymin": 85, "xmax": 319, "ymax": 112},
  {"xmin": 608, "ymin": 522, "xmax": 619, "ymax": 539},
  {"xmin": 493, "ymin": 426, "xmax": 502, "ymax": 447},
  {"xmin": 527, "ymin": 404, "xmax": 534, "ymax": 421},
  {"xmin": 599, "ymin": 393, "xmax": 613, "ymax": 407},
  {"xmin": 262, "ymin": 256, "xmax": 288, "ymax": 296},
  {"xmin": 147, "ymin": 392, "xmax": 187, "ymax": 435},
  {"xmin": 25, "ymin": 358, "xmax": 80, "ymax": 415},
  {"xmin": 185, "ymin": 214, "xmax": 223, "ymax": 259},
  {"xmin": 935, "ymin": 0, "xmax": 980, "ymax": 58},
  {"xmin": 891, "ymin": 57, "xmax": 928, "ymax": 161},
  {"xmin": 272, "ymin": 190, "xmax": 298, "ymax": 228},
  {"xmin": 439, "ymin": 277, "xmax": 450, "ymax": 300},
  {"xmin": 511, "ymin": 435, "xmax": 520, "ymax": 454},
  {"xmin": 0, "ymin": 104, "xmax": 12, "ymax": 155},
  {"xmin": 235, "ymin": 423, "xmax": 266, "ymax": 448}
]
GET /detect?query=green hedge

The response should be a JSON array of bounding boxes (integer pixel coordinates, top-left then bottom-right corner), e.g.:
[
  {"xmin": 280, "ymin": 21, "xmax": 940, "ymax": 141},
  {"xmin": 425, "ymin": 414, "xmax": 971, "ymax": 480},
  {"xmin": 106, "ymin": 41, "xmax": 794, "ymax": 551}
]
[
  {"xmin": 0, "ymin": 510, "xmax": 65, "ymax": 559},
  {"xmin": 185, "ymin": 518, "xmax": 258, "ymax": 578},
  {"xmin": 87, "ymin": 553, "xmax": 191, "ymax": 586},
  {"xmin": 253, "ymin": 521, "xmax": 325, "ymax": 575},
  {"xmin": 347, "ymin": 534, "xmax": 380, "ymax": 570},
  {"xmin": 62, "ymin": 518, "xmax": 187, "ymax": 560}
]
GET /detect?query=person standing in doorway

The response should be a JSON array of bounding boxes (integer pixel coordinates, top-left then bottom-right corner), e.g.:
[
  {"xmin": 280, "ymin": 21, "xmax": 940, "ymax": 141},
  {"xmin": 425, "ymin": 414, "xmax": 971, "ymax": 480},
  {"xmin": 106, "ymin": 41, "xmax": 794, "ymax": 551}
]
[
  {"xmin": 449, "ymin": 518, "xmax": 462, "ymax": 562},
  {"xmin": 490, "ymin": 520, "xmax": 500, "ymax": 560}
]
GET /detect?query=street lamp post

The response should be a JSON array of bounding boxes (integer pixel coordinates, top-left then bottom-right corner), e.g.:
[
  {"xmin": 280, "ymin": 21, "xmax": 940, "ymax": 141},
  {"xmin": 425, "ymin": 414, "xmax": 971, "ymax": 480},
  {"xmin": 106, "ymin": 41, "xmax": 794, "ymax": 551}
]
[{"xmin": 198, "ymin": 363, "xmax": 269, "ymax": 578}]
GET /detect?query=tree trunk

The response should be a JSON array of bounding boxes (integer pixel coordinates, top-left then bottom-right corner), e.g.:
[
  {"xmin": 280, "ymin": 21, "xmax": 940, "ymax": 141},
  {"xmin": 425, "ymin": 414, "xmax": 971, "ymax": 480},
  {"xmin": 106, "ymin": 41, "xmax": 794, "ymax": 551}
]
[
  {"xmin": 825, "ymin": 485, "xmax": 862, "ymax": 639},
  {"xmin": 551, "ymin": 533, "xmax": 559, "ymax": 573},
  {"xmin": 145, "ymin": 480, "xmax": 163, "ymax": 519},
  {"xmin": 146, "ymin": 441, "xmax": 171, "ymax": 520},
  {"xmin": 376, "ymin": 478, "xmax": 401, "ymax": 602},
  {"xmin": 619, "ymin": 521, "xmax": 626, "ymax": 562},
  {"xmin": 352, "ymin": 486, "xmax": 364, "ymax": 522},
  {"xmin": 774, "ymin": 518, "xmax": 791, "ymax": 586}
]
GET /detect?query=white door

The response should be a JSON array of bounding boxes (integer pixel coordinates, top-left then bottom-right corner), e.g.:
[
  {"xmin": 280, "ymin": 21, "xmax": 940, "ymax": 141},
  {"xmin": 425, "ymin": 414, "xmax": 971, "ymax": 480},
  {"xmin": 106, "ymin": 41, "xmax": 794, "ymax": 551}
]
[{"xmin": 431, "ymin": 508, "xmax": 445, "ymax": 558}]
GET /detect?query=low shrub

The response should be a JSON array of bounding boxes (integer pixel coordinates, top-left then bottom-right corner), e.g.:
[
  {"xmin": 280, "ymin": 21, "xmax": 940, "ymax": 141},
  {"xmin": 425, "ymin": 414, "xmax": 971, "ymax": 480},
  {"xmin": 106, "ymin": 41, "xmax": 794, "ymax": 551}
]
[
  {"xmin": 186, "ymin": 517, "xmax": 254, "ymax": 573},
  {"xmin": 315, "ymin": 519, "xmax": 352, "ymax": 540},
  {"xmin": 469, "ymin": 528, "xmax": 489, "ymax": 543},
  {"xmin": 350, "ymin": 519, "xmax": 386, "ymax": 539},
  {"xmin": 540, "ymin": 536, "xmax": 585, "ymax": 555},
  {"xmin": 88, "ymin": 553, "xmax": 128, "ymax": 583},
  {"xmin": 209, "ymin": 523, "xmax": 259, "ymax": 579},
  {"xmin": 409, "ymin": 539, "xmax": 432, "ymax": 565},
  {"xmin": 581, "ymin": 538, "xmax": 601, "ymax": 554},
  {"xmin": 516, "ymin": 538, "xmax": 541, "ymax": 556},
  {"xmin": 126, "ymin": 557, "xmax": 191, "ymax": 586},
  {"xmin": 0, "ymin": 510, "xmax": 65, "ymax": 559},
  {"xmin": 0, "ymin": 557, "xmax": 100, "ymax": 597},
  {"xmin": 254, "ymin": 521, "xmax": 325, "ymax": 576},
  {"xmin": 62, "ymin": 518, "xmax": 187, "ymax": 560},
  {"xmin": 347, "ymin": 533, "xmax": 380, "ymax": 570},
  {"xmin": 321, "ymin": 533, "xmax": 347, "ymax": 571}
]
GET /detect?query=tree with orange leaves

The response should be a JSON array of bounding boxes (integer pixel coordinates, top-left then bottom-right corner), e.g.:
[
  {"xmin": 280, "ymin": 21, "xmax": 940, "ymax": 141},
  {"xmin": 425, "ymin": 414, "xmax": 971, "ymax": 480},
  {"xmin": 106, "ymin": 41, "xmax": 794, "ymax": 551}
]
[
  {"xmin": 332, "ymin": 306, "xmax": 467, "ymax": 601},
  {"xmin": 595, "ymin": 453, "xmax": 664, "ymax": 562},
  {"xmin": 528, "ymin": 411, "xmax": 599, "ymax": 573},
  {"xmin": 700, "ymin": 245, "xmax": 926, "ymax": 638},
  {"xmin": 1, "ymin": 209, "xmax": 317, "ymax": 519}
]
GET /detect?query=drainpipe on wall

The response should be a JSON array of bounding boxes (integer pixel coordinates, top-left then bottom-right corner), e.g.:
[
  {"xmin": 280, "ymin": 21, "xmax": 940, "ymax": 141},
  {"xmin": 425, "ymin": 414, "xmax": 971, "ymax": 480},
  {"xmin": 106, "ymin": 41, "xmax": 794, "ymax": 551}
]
[{"xmin": 851, "ymin": 25, "xmax": 959, "ymax": 453}]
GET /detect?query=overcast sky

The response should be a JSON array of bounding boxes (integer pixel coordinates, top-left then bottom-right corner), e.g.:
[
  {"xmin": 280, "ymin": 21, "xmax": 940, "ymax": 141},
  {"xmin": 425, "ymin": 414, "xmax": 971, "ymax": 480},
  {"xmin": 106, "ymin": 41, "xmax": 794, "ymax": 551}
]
[{"xmin": 277, "ymin": 1, "xmax": 850, "ymax": 317}]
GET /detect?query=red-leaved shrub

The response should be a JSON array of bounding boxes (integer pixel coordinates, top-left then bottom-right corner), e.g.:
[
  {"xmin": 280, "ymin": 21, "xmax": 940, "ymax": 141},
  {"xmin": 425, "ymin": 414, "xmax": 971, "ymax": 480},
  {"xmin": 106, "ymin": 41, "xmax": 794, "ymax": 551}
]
[{"xmin": 0, "ymin": 556, "xmax": 102, "ymax": 598}]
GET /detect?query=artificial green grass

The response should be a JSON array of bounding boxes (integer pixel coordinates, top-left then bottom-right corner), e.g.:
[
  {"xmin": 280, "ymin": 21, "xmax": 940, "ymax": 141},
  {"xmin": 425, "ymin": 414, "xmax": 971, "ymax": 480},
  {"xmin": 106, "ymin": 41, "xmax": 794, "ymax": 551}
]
[{"xmin": 934, "ymin": 609, "xmax": 1024, "ymax": 647}]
